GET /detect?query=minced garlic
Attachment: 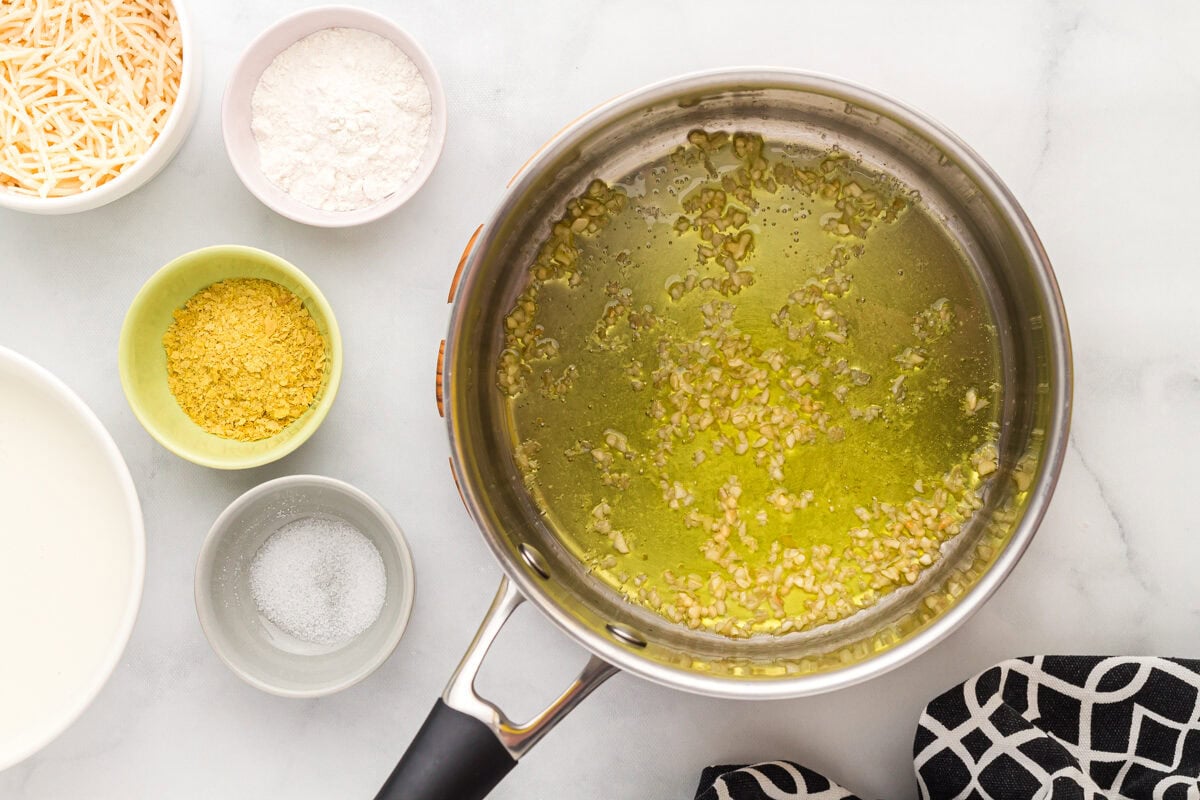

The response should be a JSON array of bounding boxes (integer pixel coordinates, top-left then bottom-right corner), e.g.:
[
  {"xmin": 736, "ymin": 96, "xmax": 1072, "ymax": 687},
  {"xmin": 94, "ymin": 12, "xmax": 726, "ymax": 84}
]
[
  {"xmin": 501, "ymin": 130, "xmax": 1007, "ymax": 639},
  {"xmin": 163, "ymin": 279, "xmax": 326, "ymax": 441}
]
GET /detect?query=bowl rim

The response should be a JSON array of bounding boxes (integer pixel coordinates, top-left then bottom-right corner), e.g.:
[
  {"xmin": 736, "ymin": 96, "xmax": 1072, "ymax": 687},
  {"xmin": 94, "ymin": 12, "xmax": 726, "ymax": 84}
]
[
  {"xmin": 0, "ymin": 0, "xmax": 200, "ymax": 214},
  {"xmin": 220, "ymin": 5, "xmax": 448, "ymax": 228},
  {"xmin": 194, "ymin": 474, "xmax": 417, "ymax": 698},
  {"xmin": 0, "ymin": 345, "xmax": 146, "ymax": 770},
  {"xmin": 117, "ymin": 244, "xmax": 344, "ymax": 470},
  {"xmin": 445, "ymin": 66, "xmax": 1074, "ymax": 700}
]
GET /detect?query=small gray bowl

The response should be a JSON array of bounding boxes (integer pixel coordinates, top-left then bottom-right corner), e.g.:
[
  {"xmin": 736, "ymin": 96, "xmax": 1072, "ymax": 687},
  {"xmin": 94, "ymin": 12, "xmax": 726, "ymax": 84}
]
[{"xmin": 195, "ymin": 475, "xmax": 415, "ymax": 697}]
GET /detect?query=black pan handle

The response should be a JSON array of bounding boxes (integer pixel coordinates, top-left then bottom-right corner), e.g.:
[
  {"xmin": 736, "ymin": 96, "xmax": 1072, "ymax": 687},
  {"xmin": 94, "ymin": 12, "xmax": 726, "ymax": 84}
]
[
  {"xmin": 374, "ymin": 699, "xmax": 515, "ymax": 800},
  {"xmin": 374, "ymin": 577, "xmax": 618, "ymax": 800}
]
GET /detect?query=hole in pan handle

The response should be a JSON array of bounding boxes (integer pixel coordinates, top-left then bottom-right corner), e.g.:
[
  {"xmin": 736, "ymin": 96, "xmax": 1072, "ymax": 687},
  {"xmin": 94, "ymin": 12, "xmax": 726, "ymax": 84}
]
[{"xmin": 374, "ymin": 577, "xmax": 618, "ymax": 800}]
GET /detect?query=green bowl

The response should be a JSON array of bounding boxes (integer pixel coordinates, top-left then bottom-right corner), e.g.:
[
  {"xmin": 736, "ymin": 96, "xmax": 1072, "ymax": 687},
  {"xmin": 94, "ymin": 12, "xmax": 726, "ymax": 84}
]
[{"xmin": 119, "ymin": 245, "xmax": 343, "ymax": 470}]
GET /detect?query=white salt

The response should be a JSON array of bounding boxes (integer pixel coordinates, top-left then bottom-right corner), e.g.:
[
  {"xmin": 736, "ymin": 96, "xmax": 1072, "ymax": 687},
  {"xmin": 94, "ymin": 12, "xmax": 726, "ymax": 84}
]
[{"xmin": 249, "ymin": 516, "xmax": 387, "ymax": 646}]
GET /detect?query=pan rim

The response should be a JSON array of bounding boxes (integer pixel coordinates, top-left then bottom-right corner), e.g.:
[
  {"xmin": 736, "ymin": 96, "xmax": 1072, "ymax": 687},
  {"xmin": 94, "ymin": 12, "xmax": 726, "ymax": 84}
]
[{"xmin": 444, "ymin": 66, "xmax": 1073, "ymax": 700}]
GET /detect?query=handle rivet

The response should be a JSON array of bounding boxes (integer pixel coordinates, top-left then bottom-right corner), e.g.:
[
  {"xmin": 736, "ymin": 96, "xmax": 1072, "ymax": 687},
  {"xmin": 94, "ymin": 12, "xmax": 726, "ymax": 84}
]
[
  {"xmin": 519, "ymin": 543, "xmax": 551, "ymax": 579},
  {"xmin": 605, "ymin": 623, "xmax": 647, "ymax": 649}
]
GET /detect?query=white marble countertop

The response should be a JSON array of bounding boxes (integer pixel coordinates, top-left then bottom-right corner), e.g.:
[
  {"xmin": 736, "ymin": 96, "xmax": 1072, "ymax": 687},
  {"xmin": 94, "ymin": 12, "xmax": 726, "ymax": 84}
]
[{"xmin": 2, "ymin": 0, "xmax": 1199, "ymax": 797}]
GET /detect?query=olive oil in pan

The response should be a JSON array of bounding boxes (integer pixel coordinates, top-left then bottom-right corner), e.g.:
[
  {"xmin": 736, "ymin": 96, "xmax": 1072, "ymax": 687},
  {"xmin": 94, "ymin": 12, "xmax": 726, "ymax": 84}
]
[{"xmin": 499, "ymin": 132, "xmax": 1002, "ymax": 637}]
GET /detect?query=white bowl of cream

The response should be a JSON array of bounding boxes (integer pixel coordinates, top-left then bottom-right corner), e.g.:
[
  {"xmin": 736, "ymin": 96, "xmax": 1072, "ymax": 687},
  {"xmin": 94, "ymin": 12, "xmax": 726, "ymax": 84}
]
[{"xmin": 0, "ymin": 347, "xmax": 145, "ymax": 770}]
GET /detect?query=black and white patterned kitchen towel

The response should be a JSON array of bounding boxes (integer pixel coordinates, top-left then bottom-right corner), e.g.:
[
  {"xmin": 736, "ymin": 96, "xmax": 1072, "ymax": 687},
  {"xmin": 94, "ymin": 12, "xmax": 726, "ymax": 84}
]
[{"xmin": 695, "ymin": 656, "xmax": 1200, "ymax": 799}]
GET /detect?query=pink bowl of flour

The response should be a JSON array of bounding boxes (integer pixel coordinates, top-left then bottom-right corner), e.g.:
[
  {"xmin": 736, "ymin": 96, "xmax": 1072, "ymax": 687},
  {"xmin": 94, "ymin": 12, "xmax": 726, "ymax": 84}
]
[{"xmin": 222, "ymin": 6, "xmax": 447, "ymax": 227}]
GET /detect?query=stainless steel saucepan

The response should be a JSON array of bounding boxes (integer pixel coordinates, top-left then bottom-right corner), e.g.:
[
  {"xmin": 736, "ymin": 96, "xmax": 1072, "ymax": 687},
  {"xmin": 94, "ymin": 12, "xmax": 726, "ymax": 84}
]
[{"xmin": 376, "ymin": 69, "xmax": 1072, "ymax": 800}]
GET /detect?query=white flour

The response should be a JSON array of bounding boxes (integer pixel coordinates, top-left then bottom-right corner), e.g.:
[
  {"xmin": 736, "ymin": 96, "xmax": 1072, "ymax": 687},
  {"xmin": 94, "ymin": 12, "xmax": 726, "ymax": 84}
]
[{"xmin": 250, "ymin": 27, "xmax": 432, "ymax": 212}]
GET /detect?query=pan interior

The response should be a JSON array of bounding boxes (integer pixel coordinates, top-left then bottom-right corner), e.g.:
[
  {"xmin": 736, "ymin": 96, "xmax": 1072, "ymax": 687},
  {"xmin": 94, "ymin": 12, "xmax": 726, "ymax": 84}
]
[{"xmin": 447, "ymin": 75, "xmax": 1064, "ymax": 692}]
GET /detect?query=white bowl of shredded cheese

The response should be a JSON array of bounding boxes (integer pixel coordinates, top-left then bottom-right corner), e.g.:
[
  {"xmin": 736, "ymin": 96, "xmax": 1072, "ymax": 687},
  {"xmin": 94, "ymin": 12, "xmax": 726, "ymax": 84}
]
[
  {"xmin": 0, "ymin": 0, "xmax": 200, "ymax": 215},
  {"xmin": 221, "ymin": 6, "xmax": 447, "ymax": 227}
]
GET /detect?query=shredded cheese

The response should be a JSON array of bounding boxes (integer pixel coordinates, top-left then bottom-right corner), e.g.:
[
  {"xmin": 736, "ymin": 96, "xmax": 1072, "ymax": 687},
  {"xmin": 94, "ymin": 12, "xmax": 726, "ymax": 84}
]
[{"xmin": 0, "ymin": 0, "xmax": 183, "ymax": 198}]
